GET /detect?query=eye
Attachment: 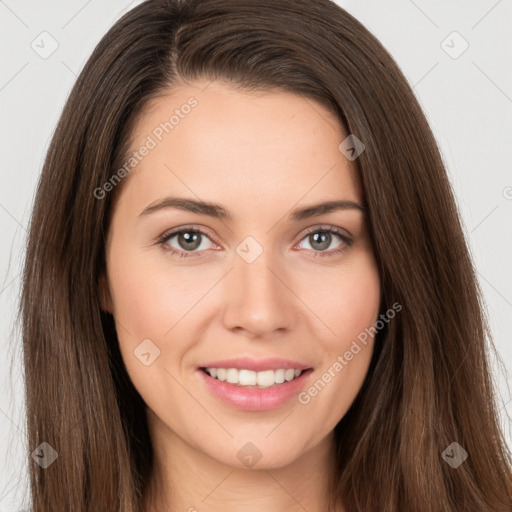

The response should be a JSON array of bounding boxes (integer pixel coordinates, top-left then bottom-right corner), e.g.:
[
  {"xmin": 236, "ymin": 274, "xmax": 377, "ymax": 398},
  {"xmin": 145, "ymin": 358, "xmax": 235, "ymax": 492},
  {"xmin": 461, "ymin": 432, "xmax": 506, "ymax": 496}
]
[
  {"xmin": 295, "ymin": 226, "xmax": 353, "ymax": 257},
  {"xmin": 157, "ymin": 224, "xmax": 353, "ymax": 259},
  {"xmin": 157, "ymin": 226, "xmax": 216, "ymax": 258}
]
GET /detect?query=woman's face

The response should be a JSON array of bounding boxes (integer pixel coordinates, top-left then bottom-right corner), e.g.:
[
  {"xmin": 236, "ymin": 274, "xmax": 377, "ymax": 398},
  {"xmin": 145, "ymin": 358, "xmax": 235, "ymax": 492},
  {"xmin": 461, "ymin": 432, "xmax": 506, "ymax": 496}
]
[{"xmin": 103, "ymin": 80, "xmax": 381, "ymax": 470}]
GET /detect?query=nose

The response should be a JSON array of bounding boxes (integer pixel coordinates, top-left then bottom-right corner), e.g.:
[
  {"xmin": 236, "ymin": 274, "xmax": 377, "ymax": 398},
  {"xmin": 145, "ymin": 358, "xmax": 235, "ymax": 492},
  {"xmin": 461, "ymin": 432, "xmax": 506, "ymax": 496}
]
[{"xmin": 221, "ymin": 245, "xmax": 297, "ymax": 338}]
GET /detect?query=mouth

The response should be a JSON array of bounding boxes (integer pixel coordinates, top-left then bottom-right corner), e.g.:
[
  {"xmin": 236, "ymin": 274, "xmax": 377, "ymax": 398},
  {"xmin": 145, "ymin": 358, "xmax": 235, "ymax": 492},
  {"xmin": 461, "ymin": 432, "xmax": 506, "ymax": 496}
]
[{"xmin": 196, "ymin": 365, "xmax": 314, "ymax": 411}]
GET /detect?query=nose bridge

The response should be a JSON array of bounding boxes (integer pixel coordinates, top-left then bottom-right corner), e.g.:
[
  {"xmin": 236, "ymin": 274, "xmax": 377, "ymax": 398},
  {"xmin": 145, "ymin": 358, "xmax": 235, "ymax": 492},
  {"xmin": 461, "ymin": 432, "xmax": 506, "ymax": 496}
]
[{"xmin": 221, "ymin": 237, "xmax": 295, "ymax": 336}]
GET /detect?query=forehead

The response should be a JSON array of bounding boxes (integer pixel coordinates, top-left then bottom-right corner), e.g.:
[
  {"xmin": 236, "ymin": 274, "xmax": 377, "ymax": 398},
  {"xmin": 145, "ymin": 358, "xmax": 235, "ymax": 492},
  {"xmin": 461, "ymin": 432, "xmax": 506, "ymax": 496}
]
[{"xmin": 118, "ymin": 80, "xmax": 362, "ymax": 215}]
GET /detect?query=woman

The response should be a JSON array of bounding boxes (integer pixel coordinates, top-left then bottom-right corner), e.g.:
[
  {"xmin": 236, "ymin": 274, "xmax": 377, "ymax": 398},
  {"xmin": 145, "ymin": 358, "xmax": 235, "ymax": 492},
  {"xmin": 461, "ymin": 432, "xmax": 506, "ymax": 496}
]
[{"xmin": 19, "ymin": 0, "xmax": 512, "ymax": 511}]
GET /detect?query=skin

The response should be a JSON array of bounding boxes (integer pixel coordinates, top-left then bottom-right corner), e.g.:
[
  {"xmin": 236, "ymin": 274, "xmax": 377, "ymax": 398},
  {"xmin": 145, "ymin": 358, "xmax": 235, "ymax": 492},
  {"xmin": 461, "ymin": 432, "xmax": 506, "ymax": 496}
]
[{"xmin": 101, "ymin": 79, "xmax": 381, "ymax": 512}]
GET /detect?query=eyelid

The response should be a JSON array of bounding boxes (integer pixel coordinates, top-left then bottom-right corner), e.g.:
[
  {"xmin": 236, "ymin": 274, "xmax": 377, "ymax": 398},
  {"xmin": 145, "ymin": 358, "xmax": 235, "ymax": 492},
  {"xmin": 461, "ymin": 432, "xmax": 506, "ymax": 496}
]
[{"xmin": 297, "ymin": 224, "xmax": 352, "ymax": 243}]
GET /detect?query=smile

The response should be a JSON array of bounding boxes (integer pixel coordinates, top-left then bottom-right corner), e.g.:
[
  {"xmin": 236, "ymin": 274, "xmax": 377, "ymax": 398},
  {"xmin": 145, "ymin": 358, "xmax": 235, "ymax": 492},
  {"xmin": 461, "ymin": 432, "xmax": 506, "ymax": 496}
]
[{"xmin": 196, "ymin": 365, "xmax": 314, "ymax": 411}]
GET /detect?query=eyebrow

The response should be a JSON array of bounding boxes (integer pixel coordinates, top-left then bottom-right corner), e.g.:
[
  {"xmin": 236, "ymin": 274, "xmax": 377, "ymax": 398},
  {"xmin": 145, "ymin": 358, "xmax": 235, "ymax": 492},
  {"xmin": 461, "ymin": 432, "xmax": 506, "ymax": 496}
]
[{"xmin": 139, "ymin": 197, "xmax": 366, "ymax": 221}]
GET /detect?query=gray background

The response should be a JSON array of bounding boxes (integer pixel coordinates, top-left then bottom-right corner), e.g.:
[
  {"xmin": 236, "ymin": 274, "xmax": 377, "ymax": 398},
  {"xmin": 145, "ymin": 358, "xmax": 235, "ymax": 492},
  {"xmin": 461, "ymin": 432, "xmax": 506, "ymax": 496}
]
[{"xmin": 0, "ymin": 0, "xmax": 511, "ymax": 509}]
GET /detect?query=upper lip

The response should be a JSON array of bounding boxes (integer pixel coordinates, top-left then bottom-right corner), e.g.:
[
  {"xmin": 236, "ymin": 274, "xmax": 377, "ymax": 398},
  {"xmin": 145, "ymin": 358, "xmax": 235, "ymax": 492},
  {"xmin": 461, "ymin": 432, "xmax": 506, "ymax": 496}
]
[{"xmin": 198, "ymin": 357, "xmax": 312, "ymax": 372}]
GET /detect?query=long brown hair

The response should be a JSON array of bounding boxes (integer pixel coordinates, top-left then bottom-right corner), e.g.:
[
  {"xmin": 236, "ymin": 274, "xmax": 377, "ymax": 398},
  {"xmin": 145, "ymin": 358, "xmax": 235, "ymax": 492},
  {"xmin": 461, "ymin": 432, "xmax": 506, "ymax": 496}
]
[{"xmin": 19, "ymin": 0, "xmax": 512, "ymax": 510}]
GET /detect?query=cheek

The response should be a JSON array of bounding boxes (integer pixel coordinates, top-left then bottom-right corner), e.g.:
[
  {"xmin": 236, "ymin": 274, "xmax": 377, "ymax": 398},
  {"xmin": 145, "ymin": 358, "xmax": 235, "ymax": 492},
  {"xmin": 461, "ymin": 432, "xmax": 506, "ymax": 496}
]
[
  {"xmin": 303, "ymin": 253, "xmax": 381, "ymax": 348},
  {"xmin": 301, "ymin": 253, "xmax": 380, "ymax": 406},
  {"xmin": 106, "ymin": 248, "xmax": 191, "ymax": 410},
  {"xmin": 296, "ymin": 259, "xmax": 380, "ymax": 435},
  {"xmin": 339, "ymin": 268, "xmax": 381, "ymax": 341},
  {"xmin": 108, "ymin": 258, "xmax": 164, "ymax": 336},
  {"xmin": 107, "ymin": 243, "xmax": 193, "ymax": 337},
  {"xmin": 296, "ymin": 253, "xmax": 380, "ymax": 401},
  {"xmin": 106, "ymin": 243, "xmax": 214, "ymax": 383}
]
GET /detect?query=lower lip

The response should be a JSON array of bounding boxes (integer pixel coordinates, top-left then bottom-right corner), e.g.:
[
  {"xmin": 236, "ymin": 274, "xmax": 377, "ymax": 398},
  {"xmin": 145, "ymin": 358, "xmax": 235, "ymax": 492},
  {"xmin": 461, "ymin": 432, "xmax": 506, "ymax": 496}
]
[{"xmin": 196, "ymin": 368, "xmax": 313, "ymax": 411}]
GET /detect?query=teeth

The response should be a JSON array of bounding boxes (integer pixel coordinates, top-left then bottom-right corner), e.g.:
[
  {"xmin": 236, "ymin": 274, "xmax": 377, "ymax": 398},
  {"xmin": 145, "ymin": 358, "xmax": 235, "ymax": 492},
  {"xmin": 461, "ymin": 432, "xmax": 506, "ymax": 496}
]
[
  {"xmin": 226, "ymin": 368, "xmax": 238, "ymax": 384},
  {"xmin": 205, "ymin": 367, "xmax": 304, "ymax": 387},
  {"xmin": 274, "ymin": 369, "xmax": 285, "ymax": 384},
  {"xmin": 240, "ymin": 369, "xmax": 257, "ymax": 386}
]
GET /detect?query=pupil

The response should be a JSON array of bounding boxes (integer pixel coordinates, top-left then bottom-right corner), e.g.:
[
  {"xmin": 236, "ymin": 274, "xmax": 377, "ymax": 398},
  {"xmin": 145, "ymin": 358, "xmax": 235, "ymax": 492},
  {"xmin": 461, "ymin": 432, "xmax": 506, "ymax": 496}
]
[
  {"xmin": 179, "ymin": 232, "xmax": 201, "ymax": 250},
  {"xmin": 311, "ymin": 232, "xmax": 330, "ymax": 251}
]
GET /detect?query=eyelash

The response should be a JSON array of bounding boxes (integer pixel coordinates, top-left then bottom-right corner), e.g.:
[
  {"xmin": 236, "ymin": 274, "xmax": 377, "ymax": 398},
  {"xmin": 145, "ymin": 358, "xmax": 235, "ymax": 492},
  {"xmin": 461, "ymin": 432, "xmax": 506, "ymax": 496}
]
[{"xmin": 156, "ymin": 224, "xmax": 353, "ymax": 259}]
